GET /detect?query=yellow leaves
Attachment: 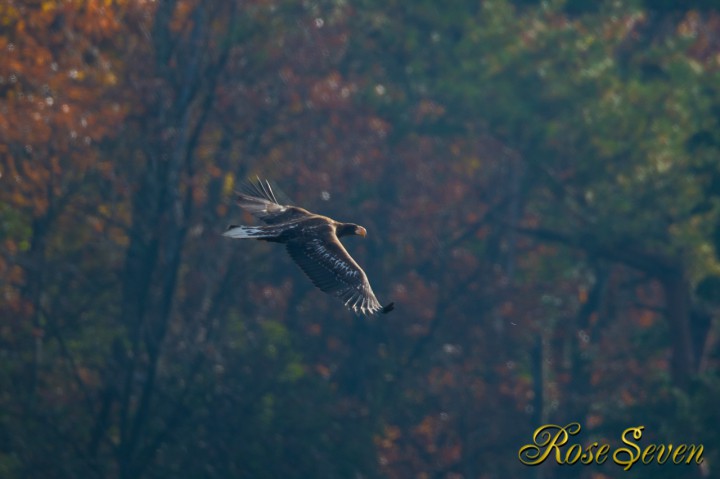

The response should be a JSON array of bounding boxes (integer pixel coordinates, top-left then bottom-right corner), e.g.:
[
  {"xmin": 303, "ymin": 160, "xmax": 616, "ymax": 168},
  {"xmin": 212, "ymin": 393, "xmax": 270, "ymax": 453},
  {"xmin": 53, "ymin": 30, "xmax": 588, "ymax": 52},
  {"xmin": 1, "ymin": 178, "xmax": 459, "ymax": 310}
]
[
  {"xmin": 104, "ymin": 71, "xmax": 117, "ymax": 85},
  {"xmin": 69, "ymin": 68, "xmax": 86, "ymax": 81},
  {"xmin": 0, "ymin": 3, "xmax": 21, "ymax": 26},
  {"xmin": 222, "ymin": 172, "xmax": 234, "ymax": 196},
  {"xmin": 98, "ymin": 204, "xmax": 111, "ymax": 217},
  {"xmin": 41, "ymin": 1, "xmax": 56, "ymax": 13}
]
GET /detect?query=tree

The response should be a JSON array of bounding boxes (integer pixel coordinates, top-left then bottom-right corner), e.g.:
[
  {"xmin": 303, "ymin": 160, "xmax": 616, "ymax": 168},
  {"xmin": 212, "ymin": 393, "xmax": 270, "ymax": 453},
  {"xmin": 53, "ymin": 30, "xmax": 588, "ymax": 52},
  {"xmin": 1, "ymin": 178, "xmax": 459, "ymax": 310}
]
[
  {"xmin": 347, "ymin": 0, "xmax": 720, "ymax": 476},
  {"xmin": 2, "ymin": 1, "xmax": 719, "ymax": 478}
]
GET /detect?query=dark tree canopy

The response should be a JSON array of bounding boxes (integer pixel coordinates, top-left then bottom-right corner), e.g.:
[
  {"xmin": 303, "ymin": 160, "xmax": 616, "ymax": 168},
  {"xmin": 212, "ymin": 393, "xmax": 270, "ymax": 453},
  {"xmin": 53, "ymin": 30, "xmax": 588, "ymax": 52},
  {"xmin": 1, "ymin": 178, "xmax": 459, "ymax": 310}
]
[{"xmin": 1, "ymin": 1, "xmax": 719, "ymax": 478}]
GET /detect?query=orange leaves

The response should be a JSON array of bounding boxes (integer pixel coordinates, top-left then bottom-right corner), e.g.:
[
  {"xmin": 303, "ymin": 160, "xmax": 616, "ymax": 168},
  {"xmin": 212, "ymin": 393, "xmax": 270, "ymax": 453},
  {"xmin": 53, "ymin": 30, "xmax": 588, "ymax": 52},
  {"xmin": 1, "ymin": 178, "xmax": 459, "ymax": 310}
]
[
  {"xmin": 169, "ymin": 0, "xmax": 198, "ymax": 34},
  {"xmin": 368, "ymin": 116, "xmax": 390, "ymax": 138},
  {"xmin": 3, "ymin": 1, "xmax": 709, "ymax": 476},
  {"xmin": 413, "ymin": 99, "xmax": 446, "ymax": 123},
  {"xmin": 620, "ymin": 388, "xmax": 636, "ymax": 406},
  {"xmin": 636, "ymin": 309, "xmax": 657, "ymax": 328},
  {"xmin": 392, "ymin": 271, "xmax": 438, "ymax": 327},
  {"xmin": 428, "ymin": 367, "xmax": 456, "ymax": 390},
  {"xmin": 378, "ymin": 424, "xmax": 402, "ymax": 448},
  {"xmin": 0, "ymin": 0, "xmax": 131, "ymax": 221},
  {"xmin": 578, "ymin": 285, "xmax": 589, "ymax": 304},
  {"xmin": 314, "ymin": 363, "xmax": 331, "ymax": 379},
  {"xmin": 378, "ymin": 415, "xmax": 463, "ymax": 478},
  {"xmin": 309, "ymin": 71, "xmax": 356, "ymax": 109},
  {"xmin": 1, "ymin": 156, "xmax": 48, "ymax": 214},
  {"xmin": 246, "ymin": 280, "xmax": 295, "ymax": 316},
  {"xmin": 414, "ymin": 416, "xmax": 440, "ymax": 449},
  {"xmin": 80, "ymin": 0, "xmax": 123, "ymax": 38}
]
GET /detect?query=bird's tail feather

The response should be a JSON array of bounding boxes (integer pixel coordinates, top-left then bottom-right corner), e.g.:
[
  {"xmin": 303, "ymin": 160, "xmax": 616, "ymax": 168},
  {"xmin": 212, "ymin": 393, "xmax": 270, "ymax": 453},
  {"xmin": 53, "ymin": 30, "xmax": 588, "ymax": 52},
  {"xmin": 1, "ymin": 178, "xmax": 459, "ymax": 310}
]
[
  {"xmin": 234, "ymin": 193, "xmax": 276, "ymax": 215},
  {"xmin": 239, "ymin": 177, "xmax": 293, "ymax": 205},
  {"xmin": 223, "ymin": 224, "xmax": 282, "ymax": 239},
  {"xmin": 240, "ymin": 177, "xmax": 280, "ymax": 204}
]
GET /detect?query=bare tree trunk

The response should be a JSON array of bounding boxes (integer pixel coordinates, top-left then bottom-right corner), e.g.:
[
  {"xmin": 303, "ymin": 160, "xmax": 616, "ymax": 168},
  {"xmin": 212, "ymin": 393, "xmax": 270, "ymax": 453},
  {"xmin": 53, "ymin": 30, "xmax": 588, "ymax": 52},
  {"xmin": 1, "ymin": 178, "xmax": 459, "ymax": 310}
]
[
  {"xmin": 517, "ymin": 227, "xmax": 703, "ymax": 391},
  {"xmin": 661, "ymin": 274, "xmax": 695, "ymax": 389}
]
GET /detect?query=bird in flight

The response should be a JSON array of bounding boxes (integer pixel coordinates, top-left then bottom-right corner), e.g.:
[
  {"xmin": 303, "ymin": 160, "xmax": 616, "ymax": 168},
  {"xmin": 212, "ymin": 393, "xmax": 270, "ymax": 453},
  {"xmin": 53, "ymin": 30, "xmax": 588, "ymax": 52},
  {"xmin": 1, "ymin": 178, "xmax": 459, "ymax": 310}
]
[{"xmin": 224, "ymin": 178, "xmax": 394, "ymax": 315}]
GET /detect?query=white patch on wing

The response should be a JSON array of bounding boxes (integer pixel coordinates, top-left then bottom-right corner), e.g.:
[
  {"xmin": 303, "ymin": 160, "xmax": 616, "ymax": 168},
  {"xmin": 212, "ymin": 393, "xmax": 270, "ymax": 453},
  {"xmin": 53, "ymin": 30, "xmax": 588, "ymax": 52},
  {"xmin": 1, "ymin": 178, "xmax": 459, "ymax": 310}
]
[{"xmin": 223, "ymin": 225, "xmax": 273, "ymax": 239}]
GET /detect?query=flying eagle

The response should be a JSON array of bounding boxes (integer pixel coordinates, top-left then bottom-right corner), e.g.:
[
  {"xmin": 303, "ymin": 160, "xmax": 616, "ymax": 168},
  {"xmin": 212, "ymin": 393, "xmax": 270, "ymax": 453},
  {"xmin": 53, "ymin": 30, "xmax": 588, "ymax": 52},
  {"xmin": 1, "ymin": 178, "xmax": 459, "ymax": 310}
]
[{"xmin": 223, "ymin": 179, "xmax": 394, "ymax": 315}]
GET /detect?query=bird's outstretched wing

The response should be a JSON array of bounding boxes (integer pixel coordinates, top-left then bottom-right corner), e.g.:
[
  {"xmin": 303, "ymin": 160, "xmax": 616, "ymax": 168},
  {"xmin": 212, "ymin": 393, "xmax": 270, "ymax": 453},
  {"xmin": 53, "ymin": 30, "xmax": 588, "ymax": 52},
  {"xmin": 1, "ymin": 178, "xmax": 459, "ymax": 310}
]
[
  {"xmin": 286, "ymin": 234, "xmax": 386, "ymax": 315},
  {"xmin": 236, "ymin": 178, "xmax": 310, "ymax": 225}
]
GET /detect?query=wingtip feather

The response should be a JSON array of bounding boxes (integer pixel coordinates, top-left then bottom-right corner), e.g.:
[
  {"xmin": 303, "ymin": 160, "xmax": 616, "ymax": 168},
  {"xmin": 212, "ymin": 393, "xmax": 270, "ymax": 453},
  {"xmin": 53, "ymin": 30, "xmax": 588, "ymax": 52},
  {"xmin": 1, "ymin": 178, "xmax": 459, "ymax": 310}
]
[{"xmin": 381, "ymin": 302, "xmax": 395, "ymax": 314}]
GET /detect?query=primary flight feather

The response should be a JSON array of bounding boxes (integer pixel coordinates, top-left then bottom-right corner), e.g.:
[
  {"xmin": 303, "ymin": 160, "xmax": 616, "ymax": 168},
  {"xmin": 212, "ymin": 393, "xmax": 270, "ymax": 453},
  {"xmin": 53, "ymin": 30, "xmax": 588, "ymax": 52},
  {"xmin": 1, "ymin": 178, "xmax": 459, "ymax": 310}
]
[{"xmin": 224, "ymin": 178, "xmax": 394, "ymax": 315}]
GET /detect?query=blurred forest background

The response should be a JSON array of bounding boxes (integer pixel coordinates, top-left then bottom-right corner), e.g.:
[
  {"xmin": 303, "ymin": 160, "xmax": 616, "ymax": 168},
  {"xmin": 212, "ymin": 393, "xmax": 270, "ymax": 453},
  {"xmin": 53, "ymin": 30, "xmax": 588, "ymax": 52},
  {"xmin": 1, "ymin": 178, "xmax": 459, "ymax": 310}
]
[{"xmin": 2, "ymin": 0, "xmax": 720, "ymax": 478}]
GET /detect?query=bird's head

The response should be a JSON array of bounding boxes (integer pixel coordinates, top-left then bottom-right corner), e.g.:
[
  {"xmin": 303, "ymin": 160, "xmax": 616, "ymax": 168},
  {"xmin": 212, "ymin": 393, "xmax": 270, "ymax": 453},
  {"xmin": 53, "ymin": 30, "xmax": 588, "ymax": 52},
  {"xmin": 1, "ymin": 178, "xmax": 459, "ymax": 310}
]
[{"xmin": 337, "ymin": 223, "xmax": 367, "ymax": 238}]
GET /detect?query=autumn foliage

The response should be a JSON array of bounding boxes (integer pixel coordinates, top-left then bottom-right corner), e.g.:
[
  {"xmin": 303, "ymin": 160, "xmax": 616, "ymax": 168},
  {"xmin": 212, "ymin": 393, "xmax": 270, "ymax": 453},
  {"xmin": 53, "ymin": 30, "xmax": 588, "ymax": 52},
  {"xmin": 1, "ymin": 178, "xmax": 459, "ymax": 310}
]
[{"xmin": 1, "ymin": 1, "xmax": 720, "ymax": 478}]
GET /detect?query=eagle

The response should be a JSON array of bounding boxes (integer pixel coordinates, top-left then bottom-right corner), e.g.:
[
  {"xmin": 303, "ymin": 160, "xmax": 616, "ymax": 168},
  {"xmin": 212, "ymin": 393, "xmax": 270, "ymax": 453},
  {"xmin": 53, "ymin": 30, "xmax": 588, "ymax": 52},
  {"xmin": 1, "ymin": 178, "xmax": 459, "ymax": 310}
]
[{"xmin": 223, "ymin": 178, "xmax": 394, "ymax": 315}]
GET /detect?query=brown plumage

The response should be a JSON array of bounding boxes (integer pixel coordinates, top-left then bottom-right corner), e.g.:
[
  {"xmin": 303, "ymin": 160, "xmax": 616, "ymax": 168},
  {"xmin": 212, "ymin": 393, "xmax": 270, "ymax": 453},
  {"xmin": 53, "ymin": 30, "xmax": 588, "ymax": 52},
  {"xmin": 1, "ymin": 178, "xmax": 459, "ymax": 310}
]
[{"xmin": 223, "ymin": 178, "xmax": 394, "ymax": 315}]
